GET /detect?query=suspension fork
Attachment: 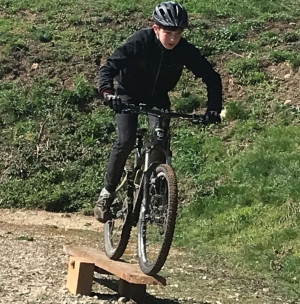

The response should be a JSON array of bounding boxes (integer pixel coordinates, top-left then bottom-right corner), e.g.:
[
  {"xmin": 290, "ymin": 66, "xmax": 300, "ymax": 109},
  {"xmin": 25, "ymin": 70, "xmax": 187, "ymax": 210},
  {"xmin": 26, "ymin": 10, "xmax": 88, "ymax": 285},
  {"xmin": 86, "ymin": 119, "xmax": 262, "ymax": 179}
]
[
  {"xmin": 130, "ymin": 137, "xmax": 149, "ymax": 226},
  {"xmin": 166, "ymin": 132, "xmax": 172, "ymax": 165},
  {"xmin": 141, "ymin": 147, "xmax": 151, "ymax": 218},
  {"xmin": 130, "ymin": 146, "xmax": 151, "ymax": 226},
  {"xmin": 153, "ymin": 117, "xmax": 172, "ymax": 165}
]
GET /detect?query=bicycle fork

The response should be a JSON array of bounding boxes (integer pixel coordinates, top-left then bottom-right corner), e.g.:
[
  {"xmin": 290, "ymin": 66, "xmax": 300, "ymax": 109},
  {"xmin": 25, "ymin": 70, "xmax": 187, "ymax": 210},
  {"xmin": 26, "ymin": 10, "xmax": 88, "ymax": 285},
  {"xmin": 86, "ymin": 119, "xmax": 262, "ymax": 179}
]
[
  {"xmin": 129, "ymin": 148, "xmax": 151, "ymax": 227},
  {"xmin": 141, "ymin": 148, "xmax": 151, "ymax": 218},
  {"xmin": 133, "ymin": 144, "xmax": 169, "ymax": 226}
]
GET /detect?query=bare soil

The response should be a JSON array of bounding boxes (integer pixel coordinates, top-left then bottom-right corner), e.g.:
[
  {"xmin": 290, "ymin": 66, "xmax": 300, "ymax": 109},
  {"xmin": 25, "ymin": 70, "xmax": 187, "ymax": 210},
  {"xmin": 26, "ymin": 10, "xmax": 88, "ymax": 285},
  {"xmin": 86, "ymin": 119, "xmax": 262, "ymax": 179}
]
[
  {"xmin": 0, "ymin": 209, "xmax": 297, "ymax": 304},
  {"xmin": 2, "ymin": 19, "xmax": 300, "ymax": 107}
]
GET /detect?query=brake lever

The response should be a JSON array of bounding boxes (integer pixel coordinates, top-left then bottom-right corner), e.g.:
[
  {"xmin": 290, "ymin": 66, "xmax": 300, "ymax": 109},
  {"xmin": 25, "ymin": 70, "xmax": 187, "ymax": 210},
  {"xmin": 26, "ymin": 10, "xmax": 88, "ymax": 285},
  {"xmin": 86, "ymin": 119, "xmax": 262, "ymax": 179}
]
[
  {"xmin": 191, "ymin": 119, "xmax": 201, "ymax": 125},
  {"xmin": 121, "ymin": 108, "xmax": 132, "ymax": 114}
]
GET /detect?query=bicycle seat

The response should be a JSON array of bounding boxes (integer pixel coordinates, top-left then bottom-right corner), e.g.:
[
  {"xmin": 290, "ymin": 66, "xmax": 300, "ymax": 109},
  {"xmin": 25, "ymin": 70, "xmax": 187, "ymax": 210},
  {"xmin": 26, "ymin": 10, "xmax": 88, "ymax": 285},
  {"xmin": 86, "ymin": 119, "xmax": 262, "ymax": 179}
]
[{"xmin": 137, "ymin": 128, "xmax": 148, "ymax": 136}]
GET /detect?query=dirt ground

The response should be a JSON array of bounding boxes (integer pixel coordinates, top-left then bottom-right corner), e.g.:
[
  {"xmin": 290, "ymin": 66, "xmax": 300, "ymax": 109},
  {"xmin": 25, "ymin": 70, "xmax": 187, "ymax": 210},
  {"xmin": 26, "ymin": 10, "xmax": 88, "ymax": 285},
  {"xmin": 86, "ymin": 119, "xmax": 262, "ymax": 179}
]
[{"xmin": 0, "ymin": 209, "xmax": 297, "ymax": 304}]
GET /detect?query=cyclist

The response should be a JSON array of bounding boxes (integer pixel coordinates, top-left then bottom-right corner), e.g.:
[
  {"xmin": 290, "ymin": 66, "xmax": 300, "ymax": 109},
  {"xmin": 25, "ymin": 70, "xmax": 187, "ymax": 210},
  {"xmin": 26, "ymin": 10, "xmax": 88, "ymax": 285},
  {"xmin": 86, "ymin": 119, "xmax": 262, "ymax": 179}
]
[{"xmin": 95, "ymin": 1, "xmax": 223, "ymax": 223}]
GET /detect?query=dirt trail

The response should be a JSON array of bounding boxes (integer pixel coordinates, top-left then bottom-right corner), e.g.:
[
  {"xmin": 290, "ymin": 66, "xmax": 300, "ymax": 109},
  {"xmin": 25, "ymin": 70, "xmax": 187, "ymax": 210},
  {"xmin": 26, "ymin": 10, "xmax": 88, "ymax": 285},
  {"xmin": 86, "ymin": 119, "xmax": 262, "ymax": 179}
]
[{"xmin": 0, "ymin": 209, "xmax": 295, "ymax": 304}]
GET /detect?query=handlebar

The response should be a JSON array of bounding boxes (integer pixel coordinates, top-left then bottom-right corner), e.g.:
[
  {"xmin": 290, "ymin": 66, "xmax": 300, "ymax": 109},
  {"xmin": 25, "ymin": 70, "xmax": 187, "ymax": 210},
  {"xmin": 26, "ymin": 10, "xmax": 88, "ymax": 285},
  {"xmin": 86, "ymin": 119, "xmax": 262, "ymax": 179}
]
[{"xmin": 122, "ymin": 103, "xmax": 206, "ymax": 125}]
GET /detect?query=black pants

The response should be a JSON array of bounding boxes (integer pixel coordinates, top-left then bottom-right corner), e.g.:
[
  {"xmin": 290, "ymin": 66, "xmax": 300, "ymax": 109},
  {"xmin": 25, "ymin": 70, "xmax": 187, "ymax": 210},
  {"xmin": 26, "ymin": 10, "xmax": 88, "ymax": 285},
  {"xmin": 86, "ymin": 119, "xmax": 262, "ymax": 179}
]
[{"xmin": 105, "ymin": 112, "xmax": 170, "ymax": 192}]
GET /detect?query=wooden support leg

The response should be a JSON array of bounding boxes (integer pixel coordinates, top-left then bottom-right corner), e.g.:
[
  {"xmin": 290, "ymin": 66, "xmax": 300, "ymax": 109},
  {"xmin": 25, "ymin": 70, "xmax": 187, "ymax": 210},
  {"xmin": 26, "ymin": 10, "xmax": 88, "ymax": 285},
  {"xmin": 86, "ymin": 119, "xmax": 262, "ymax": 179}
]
[
  {"xmin": 66, "ymin": 257, "xmax": 95, "ymax": 296},
  {"xmin": 118, "ymin": 279, "xmax": 146, "ymax": 303}
]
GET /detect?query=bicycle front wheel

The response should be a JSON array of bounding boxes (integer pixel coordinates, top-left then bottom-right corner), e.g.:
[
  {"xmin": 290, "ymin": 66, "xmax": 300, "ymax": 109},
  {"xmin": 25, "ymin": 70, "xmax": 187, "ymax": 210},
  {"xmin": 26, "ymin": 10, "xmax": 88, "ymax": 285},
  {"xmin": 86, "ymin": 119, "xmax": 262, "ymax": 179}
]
[
  {"xmin": 138, "ymin": 163, "xmax": 178, "ymax": 275},
  {"xmin": 104, "ymin": 161, "xmax": 133, "ymax": 260}
]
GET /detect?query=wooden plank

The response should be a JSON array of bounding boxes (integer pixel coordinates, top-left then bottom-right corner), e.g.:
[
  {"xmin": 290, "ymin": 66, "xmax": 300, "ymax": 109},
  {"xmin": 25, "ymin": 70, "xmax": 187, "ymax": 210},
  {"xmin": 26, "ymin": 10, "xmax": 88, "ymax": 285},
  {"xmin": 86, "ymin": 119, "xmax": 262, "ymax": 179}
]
[{"xmin": 63, "ymin": 245, "xmax": 166, "ymax": 286}]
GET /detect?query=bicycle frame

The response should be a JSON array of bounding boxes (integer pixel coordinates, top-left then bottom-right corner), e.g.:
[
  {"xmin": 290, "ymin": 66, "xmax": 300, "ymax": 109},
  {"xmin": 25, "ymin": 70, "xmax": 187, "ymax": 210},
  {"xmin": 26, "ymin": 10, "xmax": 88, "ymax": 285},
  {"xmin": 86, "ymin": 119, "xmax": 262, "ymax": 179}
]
[{"xmin": 124, "ymin": 104, "xmax": 204, "ymax": 227}]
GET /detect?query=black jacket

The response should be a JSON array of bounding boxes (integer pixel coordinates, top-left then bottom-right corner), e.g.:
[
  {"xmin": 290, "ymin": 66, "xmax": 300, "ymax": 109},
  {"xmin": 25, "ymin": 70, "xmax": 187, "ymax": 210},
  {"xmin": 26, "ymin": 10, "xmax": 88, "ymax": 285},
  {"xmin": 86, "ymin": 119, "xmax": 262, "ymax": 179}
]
[{"xmin": 99, "ymin": 28, "xmax": 222, "ymax": 112}]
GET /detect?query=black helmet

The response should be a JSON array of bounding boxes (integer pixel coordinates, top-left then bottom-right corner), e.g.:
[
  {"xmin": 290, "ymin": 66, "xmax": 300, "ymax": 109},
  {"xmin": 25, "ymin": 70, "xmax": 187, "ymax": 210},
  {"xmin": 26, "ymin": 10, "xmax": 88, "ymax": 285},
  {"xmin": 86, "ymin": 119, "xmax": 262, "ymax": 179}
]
[{"xmin": 153, "ymin": 1, "xmax": 188, "ymax": 29}]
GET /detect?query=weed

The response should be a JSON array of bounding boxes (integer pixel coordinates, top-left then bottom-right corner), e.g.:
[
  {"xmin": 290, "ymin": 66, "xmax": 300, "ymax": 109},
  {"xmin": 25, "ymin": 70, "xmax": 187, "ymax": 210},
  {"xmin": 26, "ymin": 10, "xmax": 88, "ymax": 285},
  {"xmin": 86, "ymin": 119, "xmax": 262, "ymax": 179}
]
[
  {"xmin": 172, "ymin": 93, "xmax": 202, "ymax": 113},
  {"xmin": 15, "ymin": 235, "xmax": 34, "ymax": 241},
  {"xmin": 225, "ymin": 57, "xmax": 266, "ymax": 85},
  {"xmin": 269, "ymin": 50, "xmax": 300, "ymax": 68},
  {"xmin": 224, "ymin": 101, "xmax": 250, "ymax": 120}
]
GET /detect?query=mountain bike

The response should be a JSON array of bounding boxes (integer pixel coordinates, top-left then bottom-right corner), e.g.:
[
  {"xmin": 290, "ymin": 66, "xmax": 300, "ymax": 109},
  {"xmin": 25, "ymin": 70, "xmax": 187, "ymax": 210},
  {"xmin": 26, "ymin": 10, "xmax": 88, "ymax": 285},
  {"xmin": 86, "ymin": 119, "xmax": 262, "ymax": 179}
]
[{"xmin": 104, "ymin": 103, "xmax": 206, "ymax": 275}]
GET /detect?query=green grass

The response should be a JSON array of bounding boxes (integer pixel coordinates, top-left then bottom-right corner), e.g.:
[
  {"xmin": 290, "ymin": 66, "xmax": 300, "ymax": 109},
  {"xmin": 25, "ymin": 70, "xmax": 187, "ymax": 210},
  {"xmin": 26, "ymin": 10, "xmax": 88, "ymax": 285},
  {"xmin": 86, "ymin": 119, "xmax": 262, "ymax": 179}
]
[
  {"xmin": 174, "ymin": 124, "xmax": 300, "ymax": 297},
  {"xmin": 1, "ymin": 0, "xmax": 300, "ymax": 301}
]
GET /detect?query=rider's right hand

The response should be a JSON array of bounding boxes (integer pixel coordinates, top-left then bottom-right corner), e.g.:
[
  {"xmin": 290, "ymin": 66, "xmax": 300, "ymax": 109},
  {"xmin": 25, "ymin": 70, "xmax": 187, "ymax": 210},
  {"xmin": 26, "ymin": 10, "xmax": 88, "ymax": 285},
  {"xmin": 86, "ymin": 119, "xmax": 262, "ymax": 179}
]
[{"xmin": 103, "ymin": 92, "xmax": 124, "ymax": 114}]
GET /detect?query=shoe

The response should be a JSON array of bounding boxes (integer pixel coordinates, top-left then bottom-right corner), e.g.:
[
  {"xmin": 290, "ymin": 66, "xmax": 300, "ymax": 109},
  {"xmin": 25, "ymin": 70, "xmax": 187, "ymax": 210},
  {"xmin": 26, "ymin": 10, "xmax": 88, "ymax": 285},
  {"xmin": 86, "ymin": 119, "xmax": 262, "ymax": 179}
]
[{"xmin": 94, "ymin": 188, "xmax": 116, "ymax": 223}]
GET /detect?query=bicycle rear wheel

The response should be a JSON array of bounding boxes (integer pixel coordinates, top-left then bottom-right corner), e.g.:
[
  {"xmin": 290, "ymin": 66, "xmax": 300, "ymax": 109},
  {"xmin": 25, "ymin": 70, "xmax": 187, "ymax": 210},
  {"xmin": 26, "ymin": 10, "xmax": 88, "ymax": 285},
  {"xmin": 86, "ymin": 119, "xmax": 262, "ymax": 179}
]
[
  {"xmin": 104, "ymin": 161, "xmax": 133, "ymax": 260},
  {"xmin": 138, "ymin": 163, "xmax": 178, "ymax": 275}
]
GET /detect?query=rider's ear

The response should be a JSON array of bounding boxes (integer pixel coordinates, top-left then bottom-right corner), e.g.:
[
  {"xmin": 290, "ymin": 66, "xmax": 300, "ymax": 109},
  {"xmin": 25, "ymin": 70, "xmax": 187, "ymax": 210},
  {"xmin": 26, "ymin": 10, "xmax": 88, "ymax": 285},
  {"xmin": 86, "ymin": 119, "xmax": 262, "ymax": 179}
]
[{"xmin": 152, "ymin": 24, "xmax": 159, "ymax": 36}]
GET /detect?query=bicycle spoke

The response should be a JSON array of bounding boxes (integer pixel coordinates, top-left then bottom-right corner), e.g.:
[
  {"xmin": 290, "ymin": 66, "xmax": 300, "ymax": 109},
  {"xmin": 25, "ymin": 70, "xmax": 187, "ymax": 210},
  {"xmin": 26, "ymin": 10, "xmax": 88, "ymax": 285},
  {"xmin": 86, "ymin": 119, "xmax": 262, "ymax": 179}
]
[{"xmin": 144, "ymin": 174, "xmax": 169, "ymax": 264}]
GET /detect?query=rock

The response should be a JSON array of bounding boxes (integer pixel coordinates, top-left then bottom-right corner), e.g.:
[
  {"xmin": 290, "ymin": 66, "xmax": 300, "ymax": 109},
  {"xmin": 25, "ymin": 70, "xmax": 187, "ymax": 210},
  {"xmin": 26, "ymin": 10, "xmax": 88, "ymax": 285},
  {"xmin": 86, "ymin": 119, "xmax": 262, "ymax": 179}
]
[
  {"xmin": 31, "ymin": 63, "xmax": 39, "ymax": 70},
  {"xmin": 220, "ymin": 108, "xmax": 227, "ymax": 118}
]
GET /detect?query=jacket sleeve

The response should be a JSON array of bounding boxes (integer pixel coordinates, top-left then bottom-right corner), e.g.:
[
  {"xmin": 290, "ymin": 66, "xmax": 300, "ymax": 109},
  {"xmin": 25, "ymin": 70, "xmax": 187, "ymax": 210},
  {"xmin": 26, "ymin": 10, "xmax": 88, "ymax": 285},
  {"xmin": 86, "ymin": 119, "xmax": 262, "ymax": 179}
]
[
  {"xmin": 98, "ymin": 30, "xmax": 147, "ymax": 96},
  {"xmin": 183, "ymin": 41, "xmax": 223, "ymax": 113}
]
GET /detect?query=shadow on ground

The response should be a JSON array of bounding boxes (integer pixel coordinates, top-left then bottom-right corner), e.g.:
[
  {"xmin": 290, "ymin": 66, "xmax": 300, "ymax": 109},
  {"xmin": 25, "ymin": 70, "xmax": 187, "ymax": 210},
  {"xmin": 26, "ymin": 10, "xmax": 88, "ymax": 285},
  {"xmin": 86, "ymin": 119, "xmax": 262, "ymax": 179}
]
[{"xmin": 92, "ymin": 277, "xmax": 208, "ymax": 304}]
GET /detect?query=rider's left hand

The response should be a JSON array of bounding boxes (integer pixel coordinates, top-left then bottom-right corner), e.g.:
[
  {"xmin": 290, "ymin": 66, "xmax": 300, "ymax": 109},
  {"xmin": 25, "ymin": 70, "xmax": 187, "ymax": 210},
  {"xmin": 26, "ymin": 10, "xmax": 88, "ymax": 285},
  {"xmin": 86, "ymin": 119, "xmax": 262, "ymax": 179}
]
[{"xmin": 205, "ymin": 110, "xmax": 221, "ymax": 124}]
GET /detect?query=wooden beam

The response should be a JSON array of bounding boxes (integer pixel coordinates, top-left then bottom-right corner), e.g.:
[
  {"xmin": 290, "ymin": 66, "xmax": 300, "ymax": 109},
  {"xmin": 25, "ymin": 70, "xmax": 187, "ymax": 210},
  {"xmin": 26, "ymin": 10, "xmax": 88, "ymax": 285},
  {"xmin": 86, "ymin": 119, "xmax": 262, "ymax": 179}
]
[{"xmin": 63, "ymin": 245, "xmax": 166, "ymax": 286}]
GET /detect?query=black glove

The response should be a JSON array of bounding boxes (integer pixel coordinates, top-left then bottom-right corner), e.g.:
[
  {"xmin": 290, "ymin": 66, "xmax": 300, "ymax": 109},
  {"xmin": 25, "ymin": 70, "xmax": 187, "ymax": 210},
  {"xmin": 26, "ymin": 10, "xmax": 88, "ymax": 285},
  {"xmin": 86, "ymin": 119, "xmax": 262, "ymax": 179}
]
[
  {"xmin": 103, "ymin": 93, "xmax": 124, "ymax": 114},
  {"xmin": 205, "ymin": 110, "xmax": 221, "ymax": 124}
]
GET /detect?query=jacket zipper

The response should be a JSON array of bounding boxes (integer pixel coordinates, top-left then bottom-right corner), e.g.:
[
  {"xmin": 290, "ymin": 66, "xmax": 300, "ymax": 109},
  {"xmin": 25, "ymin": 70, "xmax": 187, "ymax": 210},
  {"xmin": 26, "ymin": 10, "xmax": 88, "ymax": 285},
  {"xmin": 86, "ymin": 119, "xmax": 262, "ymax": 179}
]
[{"xmin": 152, "ymin": 51, "xmax": 163, "ymax": 96}]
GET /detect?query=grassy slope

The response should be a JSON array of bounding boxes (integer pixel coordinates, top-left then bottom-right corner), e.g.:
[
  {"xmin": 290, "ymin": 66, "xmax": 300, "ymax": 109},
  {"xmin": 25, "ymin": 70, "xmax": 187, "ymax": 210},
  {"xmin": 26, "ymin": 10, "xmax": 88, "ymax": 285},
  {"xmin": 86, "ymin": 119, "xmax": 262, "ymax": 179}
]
[{"xmin": 1, "ymin": 0, "xmax": 300, "ymax": 300}]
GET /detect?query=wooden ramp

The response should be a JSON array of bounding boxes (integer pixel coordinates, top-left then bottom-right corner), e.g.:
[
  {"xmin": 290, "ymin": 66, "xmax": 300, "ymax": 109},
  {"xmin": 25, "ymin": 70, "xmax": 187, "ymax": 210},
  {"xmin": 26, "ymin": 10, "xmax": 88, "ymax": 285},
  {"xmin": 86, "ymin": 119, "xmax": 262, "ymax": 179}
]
[{"xmin": 63, "ymin": 245, "xmax": 166, "ymax": 303}]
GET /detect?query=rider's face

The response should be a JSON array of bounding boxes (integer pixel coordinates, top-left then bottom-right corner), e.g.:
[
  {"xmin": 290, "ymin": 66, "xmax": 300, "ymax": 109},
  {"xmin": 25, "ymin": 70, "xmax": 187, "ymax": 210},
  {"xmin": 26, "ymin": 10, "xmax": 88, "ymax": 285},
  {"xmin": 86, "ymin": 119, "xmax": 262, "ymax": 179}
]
[{"xmin": 153, "ymin": 24, "xmax": 183, "ymax": 50}]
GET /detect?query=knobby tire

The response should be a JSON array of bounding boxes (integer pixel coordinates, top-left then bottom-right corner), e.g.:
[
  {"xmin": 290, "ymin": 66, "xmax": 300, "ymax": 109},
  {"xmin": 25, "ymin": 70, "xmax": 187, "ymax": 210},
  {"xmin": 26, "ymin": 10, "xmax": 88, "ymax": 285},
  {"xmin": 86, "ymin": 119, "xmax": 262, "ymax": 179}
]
[
  {"xmin": 138, "ymin": 163, "xmax": 178, "ymax": 275},
  {"xmin": 104, "ymin": 162, "xmax": 133, "ymax": 260}
]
